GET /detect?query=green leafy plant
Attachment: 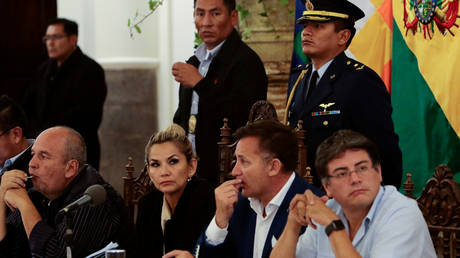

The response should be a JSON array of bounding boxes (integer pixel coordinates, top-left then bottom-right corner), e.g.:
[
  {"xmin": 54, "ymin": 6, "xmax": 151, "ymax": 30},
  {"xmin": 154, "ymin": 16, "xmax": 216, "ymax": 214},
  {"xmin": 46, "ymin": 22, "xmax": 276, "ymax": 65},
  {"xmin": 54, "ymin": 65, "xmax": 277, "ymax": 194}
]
[
  {"xmin": 237, "ymin": 0, "xmax": 294, "ymax": 40},
  {"xmin": 128, "ymin": 0, "xmax": 165, "ymax": 38},
  {"xmin": 128, "ymin": 0, "xmax": 293, "ymax": 42},
  {"xmin": 194, "ymin": 32, "xmax": 203, "ymax": 49}
]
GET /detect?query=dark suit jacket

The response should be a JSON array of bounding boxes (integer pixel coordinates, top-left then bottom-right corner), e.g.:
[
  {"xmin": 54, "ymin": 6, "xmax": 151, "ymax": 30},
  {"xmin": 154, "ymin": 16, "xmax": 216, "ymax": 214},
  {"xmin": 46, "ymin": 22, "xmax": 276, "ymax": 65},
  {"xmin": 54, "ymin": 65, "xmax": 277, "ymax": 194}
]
[
  {"xmin": 195, "ymin": 173, "xmax": 322, "ymax": 258},
  {"xmin": 0, "ymin": 165, "xmax": 131, "ymax": 258},
  {"xmin": 173, "ymin": 29, "xmax": 268, "ymax": 185},
  {"xmin": 1, "ymin": 143, "xmax": 33, "ymax": 189},
  {"xmin": 7, "ymin": 144, "xmax": 32, "ymax": 174},
  {"xmin": 136, "ymin": 178, "xmax": 215, "ymax": 258},
  {"xmin": 23, "ymin": 47, "xmax": 107, "ymax": 169},
  {"xmin": 287, "ymin": 52, "xmax": 402, "ymax": 188}
]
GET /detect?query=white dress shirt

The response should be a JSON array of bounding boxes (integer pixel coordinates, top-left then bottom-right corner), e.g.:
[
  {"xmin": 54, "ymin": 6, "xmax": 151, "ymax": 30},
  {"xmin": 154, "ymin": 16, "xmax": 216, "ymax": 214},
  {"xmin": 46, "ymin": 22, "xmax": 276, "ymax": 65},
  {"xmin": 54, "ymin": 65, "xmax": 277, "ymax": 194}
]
[{"xmin": 205, "ymin": 172, "xmax": 296, "ymax": 258}]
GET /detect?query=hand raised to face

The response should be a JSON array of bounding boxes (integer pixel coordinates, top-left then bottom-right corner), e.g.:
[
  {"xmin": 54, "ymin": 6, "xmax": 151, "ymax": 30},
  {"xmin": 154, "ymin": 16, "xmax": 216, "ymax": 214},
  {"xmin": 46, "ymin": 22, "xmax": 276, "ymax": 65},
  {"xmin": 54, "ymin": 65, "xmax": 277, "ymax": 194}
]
[
  {"xmin": 214, "ymin": 178, "xmax": 242, "ymax": 229},
  {"xmin": 0, "ymin": 170, "xmax": 28, "ymax": 201},
  {"xmin": 4, "ymin": 188, "xmax": 29, "ymax": 212},
  {"xmin": 172, "ymin": 62, "xmax": 203, "ymax": 88}
]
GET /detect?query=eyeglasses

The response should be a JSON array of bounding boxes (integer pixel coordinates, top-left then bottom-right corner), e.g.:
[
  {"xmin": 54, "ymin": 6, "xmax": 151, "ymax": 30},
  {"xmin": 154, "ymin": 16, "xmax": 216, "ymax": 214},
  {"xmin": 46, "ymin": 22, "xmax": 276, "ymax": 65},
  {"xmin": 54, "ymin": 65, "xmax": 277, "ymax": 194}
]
[
  {"xmin": 0, "ymin": 126, "xmax": 14, "ymax": 137},
  {"xmin": 42, "ymin": 34, "xmax": 67, "ymax": 43},
  {"xmin": 328, "ymin": 165, "xmax": 375, "ymax": 181}
]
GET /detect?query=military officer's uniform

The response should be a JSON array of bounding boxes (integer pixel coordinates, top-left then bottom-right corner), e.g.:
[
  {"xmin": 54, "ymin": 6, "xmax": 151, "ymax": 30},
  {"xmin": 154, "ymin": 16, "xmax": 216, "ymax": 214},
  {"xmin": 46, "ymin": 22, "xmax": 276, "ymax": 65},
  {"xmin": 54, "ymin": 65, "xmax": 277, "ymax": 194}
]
[{"xmin": 285, "ymin": 0, "xmax": 402, "ymax": 188}]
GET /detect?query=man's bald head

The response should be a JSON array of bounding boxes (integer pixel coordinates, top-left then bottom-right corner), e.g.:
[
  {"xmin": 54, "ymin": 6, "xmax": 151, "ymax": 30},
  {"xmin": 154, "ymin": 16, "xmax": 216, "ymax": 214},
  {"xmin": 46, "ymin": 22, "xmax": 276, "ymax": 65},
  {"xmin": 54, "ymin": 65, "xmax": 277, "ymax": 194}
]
[{"xmin": 38, "ymin": 126, "xmax": 87, "ymax": 170}]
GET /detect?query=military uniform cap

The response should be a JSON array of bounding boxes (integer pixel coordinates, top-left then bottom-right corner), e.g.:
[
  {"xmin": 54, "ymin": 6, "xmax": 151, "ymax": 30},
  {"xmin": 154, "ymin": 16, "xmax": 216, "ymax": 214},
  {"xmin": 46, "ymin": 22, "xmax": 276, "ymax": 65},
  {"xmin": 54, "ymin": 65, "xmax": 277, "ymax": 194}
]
[{"xmin": 296, "ymin": 0, "xmax": 365, "ymax": 24}]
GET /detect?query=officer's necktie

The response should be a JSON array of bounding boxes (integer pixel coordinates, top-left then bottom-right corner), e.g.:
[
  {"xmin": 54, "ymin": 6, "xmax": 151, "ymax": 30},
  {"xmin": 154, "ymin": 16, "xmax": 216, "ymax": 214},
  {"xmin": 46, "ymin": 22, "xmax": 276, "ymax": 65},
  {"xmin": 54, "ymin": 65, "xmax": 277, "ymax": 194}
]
[{"xmin": 304, "ymin": 70, "xmax": 318, "ymax": 103}]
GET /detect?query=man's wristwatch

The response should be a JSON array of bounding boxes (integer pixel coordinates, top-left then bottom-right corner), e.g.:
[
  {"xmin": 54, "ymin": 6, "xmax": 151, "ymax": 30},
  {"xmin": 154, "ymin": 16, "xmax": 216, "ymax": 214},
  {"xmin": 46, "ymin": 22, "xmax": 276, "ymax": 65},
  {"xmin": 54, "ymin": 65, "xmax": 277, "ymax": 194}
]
[{"xmin": 325, "ymin": 219, "xmax": 345, "ymax": 237}]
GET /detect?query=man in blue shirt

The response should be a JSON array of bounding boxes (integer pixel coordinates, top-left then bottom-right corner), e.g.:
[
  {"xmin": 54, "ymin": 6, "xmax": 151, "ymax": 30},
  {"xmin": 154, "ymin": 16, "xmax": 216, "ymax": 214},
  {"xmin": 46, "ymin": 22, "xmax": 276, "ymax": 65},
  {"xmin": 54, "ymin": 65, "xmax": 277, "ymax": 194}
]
[{"xmin": 270, "ymin": 129, "xmax": 436, "ymax": 258}]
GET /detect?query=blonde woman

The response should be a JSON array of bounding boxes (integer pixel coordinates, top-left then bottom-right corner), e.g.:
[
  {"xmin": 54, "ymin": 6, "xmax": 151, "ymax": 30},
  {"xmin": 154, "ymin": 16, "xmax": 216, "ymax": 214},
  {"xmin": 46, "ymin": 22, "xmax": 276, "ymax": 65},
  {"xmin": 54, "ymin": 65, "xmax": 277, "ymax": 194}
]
[{"xmin": 136, "ymin": 124, "xmax": 215, "ymax": 258}]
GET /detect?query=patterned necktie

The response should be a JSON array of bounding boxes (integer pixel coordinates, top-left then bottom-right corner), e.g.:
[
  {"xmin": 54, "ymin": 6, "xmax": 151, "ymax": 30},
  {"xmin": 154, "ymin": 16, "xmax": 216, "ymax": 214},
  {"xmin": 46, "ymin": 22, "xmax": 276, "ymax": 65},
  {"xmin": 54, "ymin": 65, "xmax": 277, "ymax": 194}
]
[{"xmin": 304, "ymin": 70, "xmax": 318, "ymax": 102}]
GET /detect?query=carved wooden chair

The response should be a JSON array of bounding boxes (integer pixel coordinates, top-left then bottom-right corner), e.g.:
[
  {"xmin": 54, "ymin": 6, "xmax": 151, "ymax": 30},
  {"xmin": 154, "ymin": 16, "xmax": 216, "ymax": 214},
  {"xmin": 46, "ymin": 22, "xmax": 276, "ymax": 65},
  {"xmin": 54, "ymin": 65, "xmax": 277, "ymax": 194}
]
[
  {"xmin": 294, "ymin": 120, "xmax": 314, "ymax": 184},
  {"xmin": 247, "ymin": 100, "xmax": 279, "ymax": 123},
  {"xmin": 404, "ymin": 164, "xmax": 460, "ymax": 257},
  {"xmin": 217, "ymin": 118, "xmax": 236, "ymax": 183},
  {"xmin": 218, "ymin": 100, "xmax": 281, "ymax": 183},
  {"xmin": 123, "ymin": 157, "xmax": 156, "ymax": 224},
  {"xmin": 217, "ymin": 117, "xmax": 314, "ymax": 185}
]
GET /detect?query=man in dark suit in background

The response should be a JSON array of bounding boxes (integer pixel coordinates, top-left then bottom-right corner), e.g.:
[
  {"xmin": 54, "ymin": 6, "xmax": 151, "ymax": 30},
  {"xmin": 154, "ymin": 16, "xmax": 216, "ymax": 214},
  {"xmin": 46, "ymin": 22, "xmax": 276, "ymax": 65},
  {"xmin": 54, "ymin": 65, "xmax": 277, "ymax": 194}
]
[
  {"xmin": 172, "ymin": 0, "xmax": 268, "ymax": 186},
  {"xmin": 285, "ymin": 0, "xmax": 402, "ymax": 188},
  {"xmin": 0, "ymin": 95, "xmax": 33, "ymax": 185},
  {"xmin": 23, "ymin": 18, "xmax": 107, "ymax": 170}
]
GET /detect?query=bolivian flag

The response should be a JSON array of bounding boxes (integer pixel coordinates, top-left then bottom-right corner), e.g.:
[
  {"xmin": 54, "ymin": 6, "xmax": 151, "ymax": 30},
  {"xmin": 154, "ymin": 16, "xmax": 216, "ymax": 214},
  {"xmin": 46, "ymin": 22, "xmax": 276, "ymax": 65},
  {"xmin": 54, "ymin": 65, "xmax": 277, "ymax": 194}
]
[
  {"xmin": 392, "ymin": 0, "xmax": 460, "ymax": 196},
  {"xmin": 291, "ymin": 0, "xmax": 310, "ymax": 68},
  {"xmin": 292, "ymin": 0, "xmax": 460, "ymax": 195},
  {"xmin": 348, "ymin": 0, "xmax": 460, "ymax": 195}
]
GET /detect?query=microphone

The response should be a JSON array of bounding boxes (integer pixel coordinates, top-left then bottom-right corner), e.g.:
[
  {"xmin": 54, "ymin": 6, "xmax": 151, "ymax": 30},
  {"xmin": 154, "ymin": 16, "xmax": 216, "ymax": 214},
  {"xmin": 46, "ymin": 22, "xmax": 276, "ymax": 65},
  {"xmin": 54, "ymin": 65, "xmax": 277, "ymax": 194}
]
[{"xmin": 58, "ymin": 184, "xmax": 107, "ymax": 215}]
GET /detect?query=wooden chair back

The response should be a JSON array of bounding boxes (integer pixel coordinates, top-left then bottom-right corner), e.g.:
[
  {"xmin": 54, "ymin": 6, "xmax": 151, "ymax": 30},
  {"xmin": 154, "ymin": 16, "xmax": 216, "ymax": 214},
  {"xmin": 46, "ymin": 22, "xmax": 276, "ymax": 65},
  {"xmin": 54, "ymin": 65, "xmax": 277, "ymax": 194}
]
[
  {"xmin": 247, "ymin": 100, "xmax": 278, "ymax": 123},
  {"xmin": 123, "ymin": 157, "xmax": 156, "ymax": 223},
  {"xmin": 218, "ymin": 118, "xmax": 236, "ymax": 184},
  {"xmin": 293, "ymin": 120, "xmax": 313, "ymax": 184},
  {"xmin": 404, "ymin": 164, "xmax": 460, "ymax": 257},
  {"xmin": 217, "ymin": 117, "xmax": 314, "ymax": 184}
]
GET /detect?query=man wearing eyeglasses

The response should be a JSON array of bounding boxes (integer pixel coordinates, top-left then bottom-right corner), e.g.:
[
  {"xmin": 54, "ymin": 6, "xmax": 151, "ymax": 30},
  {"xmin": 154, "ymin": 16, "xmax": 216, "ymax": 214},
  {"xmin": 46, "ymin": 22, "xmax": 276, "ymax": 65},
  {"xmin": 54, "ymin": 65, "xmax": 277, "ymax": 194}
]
[
  {"xmin": 23, "ymin": 18, "xmax": 107, "ymax": 170},
  {"xmin": 270, "ymin": 130, "xmax": 436, "ymax": 258},
  {"xmin": 0, "ymin": 96, "xmax": 33, "ymax": 188}
]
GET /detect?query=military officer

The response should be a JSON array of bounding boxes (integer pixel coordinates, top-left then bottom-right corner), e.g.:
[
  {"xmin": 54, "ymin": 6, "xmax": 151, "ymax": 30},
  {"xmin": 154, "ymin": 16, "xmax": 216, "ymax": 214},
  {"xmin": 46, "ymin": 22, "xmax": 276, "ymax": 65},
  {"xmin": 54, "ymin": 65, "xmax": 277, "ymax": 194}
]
[{"xmin": 284, "ymin": 0, "xmax": 402, "ymax": 188}]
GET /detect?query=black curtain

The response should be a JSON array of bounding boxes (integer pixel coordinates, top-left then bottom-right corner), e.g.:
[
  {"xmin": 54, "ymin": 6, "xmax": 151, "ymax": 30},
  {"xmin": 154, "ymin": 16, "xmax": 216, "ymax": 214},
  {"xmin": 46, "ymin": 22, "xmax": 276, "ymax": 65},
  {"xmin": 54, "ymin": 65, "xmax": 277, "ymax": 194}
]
[{"xmin": 0, "ymin": 0, "xmax": 57, "ymax": 103}]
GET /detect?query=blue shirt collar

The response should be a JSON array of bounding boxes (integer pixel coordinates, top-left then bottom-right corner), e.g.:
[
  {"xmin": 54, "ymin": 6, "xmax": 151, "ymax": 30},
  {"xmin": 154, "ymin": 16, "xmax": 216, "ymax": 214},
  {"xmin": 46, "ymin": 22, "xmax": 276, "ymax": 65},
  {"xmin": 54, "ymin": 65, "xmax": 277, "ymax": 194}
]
[
  {"xmin": 195, "ymin": 40, "xmax": 226, "ymax": 63},
  {"xmin": 335, "ymin": 186, "xmax": 385, "ymax": 244},
  {"xmin": 312, "ymin": 58, "xmax": 334, "ymax": 82}
]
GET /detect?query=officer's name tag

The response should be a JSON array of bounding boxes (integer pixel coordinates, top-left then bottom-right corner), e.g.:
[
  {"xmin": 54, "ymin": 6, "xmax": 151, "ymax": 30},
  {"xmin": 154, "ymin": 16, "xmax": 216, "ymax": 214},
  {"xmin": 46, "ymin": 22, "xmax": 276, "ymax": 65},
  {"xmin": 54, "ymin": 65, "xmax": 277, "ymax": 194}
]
[{"xmin": 311, "ymin": 110, "xmax": 340, "ymax": 116}]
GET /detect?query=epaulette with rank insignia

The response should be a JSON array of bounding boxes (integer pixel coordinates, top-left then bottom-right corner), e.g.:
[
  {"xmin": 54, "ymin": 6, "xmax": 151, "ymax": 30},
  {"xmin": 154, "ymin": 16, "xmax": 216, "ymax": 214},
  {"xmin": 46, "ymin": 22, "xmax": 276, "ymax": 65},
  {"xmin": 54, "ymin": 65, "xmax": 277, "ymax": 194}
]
[
  {"xmin": 345, "ymin": 58, "xmax": 366, "ymax": 71},
  {"xmin": 284, "ymin": 64, "xmax": 311, "ymax": 124},
  {"xmin": 291, "ymin": 63, "xmax": 310, "ymax": 72}
]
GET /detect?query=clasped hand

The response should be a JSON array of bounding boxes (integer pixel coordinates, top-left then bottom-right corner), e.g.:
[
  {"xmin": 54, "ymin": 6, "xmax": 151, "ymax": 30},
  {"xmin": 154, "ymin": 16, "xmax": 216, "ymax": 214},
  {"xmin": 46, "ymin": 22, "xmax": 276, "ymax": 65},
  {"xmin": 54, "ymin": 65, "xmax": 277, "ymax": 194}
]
[
  {"xmin": 0, "ymin": 170, "xmax": 29, "ymax": 212},
  {"xmin": 288, "ymin": 190, "xmax": 338, "ymax": 230}
]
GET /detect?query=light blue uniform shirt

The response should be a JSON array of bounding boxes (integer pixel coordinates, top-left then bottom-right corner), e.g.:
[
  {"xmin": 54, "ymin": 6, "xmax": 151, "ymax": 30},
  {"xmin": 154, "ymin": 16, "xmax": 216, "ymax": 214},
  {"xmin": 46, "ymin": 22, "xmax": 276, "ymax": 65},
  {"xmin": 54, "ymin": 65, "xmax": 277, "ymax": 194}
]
[
  {"xmin": 307, "ymin": 59, "xmax": 334, "ymax": 88},
  {"xmin": 295, "ymin": 186, "xmax": 436, "ymax": 258},
  {"xmin": 188, "ymin": 41, "xmax": 225, "ymax": 152}
]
